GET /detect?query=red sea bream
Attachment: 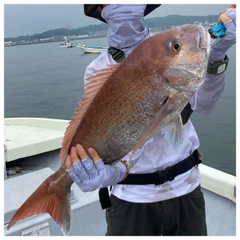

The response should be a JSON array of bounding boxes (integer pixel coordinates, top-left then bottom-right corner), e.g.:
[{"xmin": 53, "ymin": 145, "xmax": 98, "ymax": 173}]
[{"xmin": 7, "ymin": 24, "xmax": 210, "ymax": 235}]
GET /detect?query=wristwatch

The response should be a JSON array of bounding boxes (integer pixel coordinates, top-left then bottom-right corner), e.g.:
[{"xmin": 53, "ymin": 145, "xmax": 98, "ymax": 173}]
[{"xmin": 207, "ymin": 55, "xmax": 229, "ymax": 74}]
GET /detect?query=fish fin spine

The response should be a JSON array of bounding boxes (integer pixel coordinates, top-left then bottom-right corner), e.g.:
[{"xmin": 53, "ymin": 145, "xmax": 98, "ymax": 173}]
[{"xmin": 60, "ymin": 64, "xmax": 120, "ymax": 162}]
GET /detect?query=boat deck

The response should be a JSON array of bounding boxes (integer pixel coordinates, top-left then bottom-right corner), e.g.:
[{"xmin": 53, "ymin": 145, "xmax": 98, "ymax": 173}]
[{"xmin": 4, "ymin": 118, "xmax": 69, "ymax": 162}]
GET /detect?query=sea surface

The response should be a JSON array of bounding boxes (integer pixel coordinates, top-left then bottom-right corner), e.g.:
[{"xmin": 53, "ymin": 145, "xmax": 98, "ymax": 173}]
[{"xmin": 4, "ymin": 37, "xmax": 236, "ymax": 176}]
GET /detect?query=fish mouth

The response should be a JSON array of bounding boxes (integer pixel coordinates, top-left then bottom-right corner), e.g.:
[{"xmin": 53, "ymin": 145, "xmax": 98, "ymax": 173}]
[
  {"xmin": 161, "ymin": 74, "xmax": 193, "ymax": 93},
  {"xmin": 199, "ymin": 29, "xmax": 211, "ymax": 50},
  {"xmin": 197, "ymin": 28, "xmax": 211, "ymax": 65}
]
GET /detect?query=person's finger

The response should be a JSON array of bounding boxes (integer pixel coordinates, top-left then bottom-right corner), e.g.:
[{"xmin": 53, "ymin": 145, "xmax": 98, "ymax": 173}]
[
  {"xmin": 82, "ymin": 156, "xmax": 99, "ymax": 178},
  {"xmin": 70, "ymin": 146, "xmax": 80, "ymax": 164},
  {"xmin": 218, "ymin": 12, "xmax": 231, "ymax": 23},
  {"xmin": 223, "ymin": 7, "xmax": 230, "ymax": 13},
  {"xmin": 65, "ymin": 155, "xmax": 72, "ymax": 171},
  {"xmin": 76, "ymin": 144, "xmax": 88, "ymax": 160},
  {"xmin": 88, "ymin": 147, "xmax": 101, "ymax": 162}
]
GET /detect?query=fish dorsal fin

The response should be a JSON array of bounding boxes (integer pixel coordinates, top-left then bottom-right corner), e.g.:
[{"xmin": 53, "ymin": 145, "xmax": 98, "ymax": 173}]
[
  {"xmin": 60, "ymin": 64, "xmax": 120, "ymax": 163},
  {"xmin": 161, "ymin": 115, "xmax": 184, "ymax": 152}
]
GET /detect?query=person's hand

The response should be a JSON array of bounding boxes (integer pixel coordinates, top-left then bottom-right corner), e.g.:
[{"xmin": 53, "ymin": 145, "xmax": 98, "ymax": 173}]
[
  {"xmin": 218, "ymin": 4, "xmax": 236, "ymax": 24},
  {"xmin": 209, "ymin": 4, "xmax": 236, "ymax": 65},
  {"xmin": 65, "ymin": 144, "xmax": 128, "ymax": 192},
  {"xmin": 218, "ymin": 12, "xmax": 232, "ymax": 24}
]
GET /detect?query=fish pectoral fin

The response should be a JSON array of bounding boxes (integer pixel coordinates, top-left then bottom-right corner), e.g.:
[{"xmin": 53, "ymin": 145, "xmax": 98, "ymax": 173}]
[
  {"xmin": 131, "ymin": 97, "xmax": 184, "ymax": 158},
  {"xmin": 161, "ymin": 115, "xmax": 184, "ymax": 152},
  {"xmin": 130, "ymin": 99, "xmax": 172, "ymax": 158},
  {"xmin": 7, "ymin": 167, "xmax": 72, "ymax": 236}
]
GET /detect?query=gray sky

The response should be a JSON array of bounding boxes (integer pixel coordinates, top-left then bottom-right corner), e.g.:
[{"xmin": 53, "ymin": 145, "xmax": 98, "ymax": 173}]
[{"xmin": 4, "ymin": 4, "xmax": 230, "ymax": 38}]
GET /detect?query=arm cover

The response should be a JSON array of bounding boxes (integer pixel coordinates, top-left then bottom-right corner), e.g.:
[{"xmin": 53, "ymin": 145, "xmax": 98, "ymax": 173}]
[{"xmin": 190, "ymin": 8, "xmax": 236, "ymax": 115}]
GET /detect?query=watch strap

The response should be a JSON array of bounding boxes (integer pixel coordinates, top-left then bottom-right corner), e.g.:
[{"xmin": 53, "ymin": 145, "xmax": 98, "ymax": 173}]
[{"xmin": 207, "ymin": 55, "xmax": 229, "ymax": 75}]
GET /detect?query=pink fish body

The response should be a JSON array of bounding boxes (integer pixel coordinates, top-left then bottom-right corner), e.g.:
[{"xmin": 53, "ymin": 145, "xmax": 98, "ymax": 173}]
[{"xmin": 7, "ymin": 24, "xmax": 210, "ymax": 235}]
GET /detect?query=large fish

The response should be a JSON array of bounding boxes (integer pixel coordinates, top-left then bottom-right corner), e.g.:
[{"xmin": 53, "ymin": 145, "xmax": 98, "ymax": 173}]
[{"xmin": 7, "ymin": 24, "xmax": 210, "ymax": 235}]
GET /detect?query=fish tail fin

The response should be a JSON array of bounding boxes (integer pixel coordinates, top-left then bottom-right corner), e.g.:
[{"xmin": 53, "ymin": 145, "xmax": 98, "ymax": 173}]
[{"xmin": 7, "ymin": 166, "xmax": 72, "ymax": 236}]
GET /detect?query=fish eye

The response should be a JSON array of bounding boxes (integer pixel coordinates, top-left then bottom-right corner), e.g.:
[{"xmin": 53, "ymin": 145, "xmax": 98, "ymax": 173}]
[{"xmin": 170, "ymin": 41, "xmax": 182, "ymax": 53}]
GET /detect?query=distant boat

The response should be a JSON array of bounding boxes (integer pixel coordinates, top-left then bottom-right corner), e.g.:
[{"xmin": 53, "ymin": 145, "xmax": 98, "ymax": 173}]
[
  {"xmin": 60, "ymin": 38, "xmax": 75, "ymax": 48},
  {"xmin": 77, "ymin": 44, "xmax": 107, "ymax": 53}
]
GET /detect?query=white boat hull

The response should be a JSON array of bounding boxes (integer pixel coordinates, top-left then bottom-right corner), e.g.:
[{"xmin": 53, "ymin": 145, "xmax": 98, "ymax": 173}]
[
  {"xmin": 77, "ymin": 44, "xmax": 107, "ymax": 53},
  {"xmin": 60, "ymin": 45, "xmax": 75, "ymax": 48}
]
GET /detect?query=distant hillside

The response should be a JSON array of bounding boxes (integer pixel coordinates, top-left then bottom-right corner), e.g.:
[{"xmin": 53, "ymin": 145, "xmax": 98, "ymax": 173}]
[
  {"xmin": 4, "ymin": 14, "xmax": 219, "ymax": 42},
  {"xmin": 144, "ymin": 14, "xmax": 218, "ymax": 28}
]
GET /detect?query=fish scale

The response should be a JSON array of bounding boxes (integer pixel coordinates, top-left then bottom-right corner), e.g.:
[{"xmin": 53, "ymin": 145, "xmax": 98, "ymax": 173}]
[{"xmin": 70, "ymin": 63, "xmax": 157, "ymax": 163}]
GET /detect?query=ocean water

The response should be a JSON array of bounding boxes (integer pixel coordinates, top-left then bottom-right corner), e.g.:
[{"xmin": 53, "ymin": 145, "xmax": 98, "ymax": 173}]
[{"xmin": 4, "ymin": 37, "xmax": 236, "ymax": 176}]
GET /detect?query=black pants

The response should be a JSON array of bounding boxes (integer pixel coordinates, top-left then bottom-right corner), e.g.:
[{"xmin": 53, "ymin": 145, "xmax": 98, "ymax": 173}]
[{"xmin": 105, "ymin": 185, "xmax": 207, "ymax": 236}]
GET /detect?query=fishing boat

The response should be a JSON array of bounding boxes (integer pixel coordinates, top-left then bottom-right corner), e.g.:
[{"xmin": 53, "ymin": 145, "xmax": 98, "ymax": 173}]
[
  {"xmin": 59, "ymin": 41, "xmax": 75, "ymax": 48},
  {"xmin": 4, "ymin": 118, "xmax": 236, "ymax": 236},
  {"xmin": 77, "ymin": 44, "xmax": 107, "ymax": 53},
  {"xmin": 60, "ymin": 38, "xmax": 75, "ymax": 48}
]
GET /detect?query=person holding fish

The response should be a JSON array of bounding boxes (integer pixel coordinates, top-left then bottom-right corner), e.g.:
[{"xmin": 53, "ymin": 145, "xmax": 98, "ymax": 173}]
[
  {"xmin": 64, "ymin": 4, "xmax": 236, "ymax": 236},
  {"xmin": 7, "ymin": 4, "xmax": 236, "ymax": 237}
]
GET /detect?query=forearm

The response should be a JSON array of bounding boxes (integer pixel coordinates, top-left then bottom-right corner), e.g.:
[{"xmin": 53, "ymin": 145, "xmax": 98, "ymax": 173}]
[
  {"xmin": 190, "ymin": 73, "xmax": 225, "ymax": 115},
  {"xmin": 209, "ymin": 20, "xmax": 236, "ymax": 65},
  {"xmin": 191, "ymin": 8, "xmax": 236, "ymax": 115}
]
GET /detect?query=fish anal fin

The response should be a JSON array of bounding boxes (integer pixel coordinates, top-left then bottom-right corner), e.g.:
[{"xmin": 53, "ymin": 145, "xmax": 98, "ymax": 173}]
[
  {"xmin": 161, "ymin": 115, "xmax": 184, "ymax": 152},
  {"xmin": 7, "ymin": 167, "xmax": 72, "ymax": 236},
  {"xmin": 60, "ymin": 64, "xmax": 120, "ymax": 163}
]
